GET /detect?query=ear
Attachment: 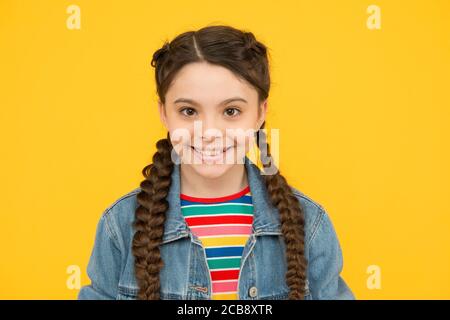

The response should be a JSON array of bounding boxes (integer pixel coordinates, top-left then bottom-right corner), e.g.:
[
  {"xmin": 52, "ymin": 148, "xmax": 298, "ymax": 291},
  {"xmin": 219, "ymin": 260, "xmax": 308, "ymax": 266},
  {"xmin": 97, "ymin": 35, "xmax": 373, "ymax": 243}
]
[
  {"xmin": 257, "ymin": 99, "xmax": 268, "ymax": 129},
  {"xmin": 158, "ymin": 100, "xmax": 169, "ymax": 130}
]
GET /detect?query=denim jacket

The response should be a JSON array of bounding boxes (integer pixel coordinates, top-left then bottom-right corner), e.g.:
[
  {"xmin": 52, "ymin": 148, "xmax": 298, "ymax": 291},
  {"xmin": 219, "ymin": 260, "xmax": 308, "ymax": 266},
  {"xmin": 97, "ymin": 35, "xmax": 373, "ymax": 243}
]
[{"xmin": 78, "ymin": 156, "xmax": 355, "ymax": 300}]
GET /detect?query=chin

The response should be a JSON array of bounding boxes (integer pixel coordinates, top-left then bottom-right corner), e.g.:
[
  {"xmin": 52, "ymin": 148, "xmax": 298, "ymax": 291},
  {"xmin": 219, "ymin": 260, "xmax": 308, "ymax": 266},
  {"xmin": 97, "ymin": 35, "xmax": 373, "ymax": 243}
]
[{"xmin": 189, "ymin": 162, "xmax": 234, "ymax": 179}]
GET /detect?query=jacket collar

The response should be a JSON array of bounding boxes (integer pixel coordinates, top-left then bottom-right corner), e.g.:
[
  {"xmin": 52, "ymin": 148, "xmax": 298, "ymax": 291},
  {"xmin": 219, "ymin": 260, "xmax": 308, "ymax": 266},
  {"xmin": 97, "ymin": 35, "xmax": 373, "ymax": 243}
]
[{"xmin": 162, "ymin": 155, "xmax": 282, "ymax": 244}]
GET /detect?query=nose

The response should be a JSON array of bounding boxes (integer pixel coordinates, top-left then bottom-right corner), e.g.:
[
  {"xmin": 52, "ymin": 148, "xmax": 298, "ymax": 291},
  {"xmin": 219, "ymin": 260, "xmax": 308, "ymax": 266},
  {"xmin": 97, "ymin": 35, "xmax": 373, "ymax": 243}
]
[{"xmin": 193, "ymin": 117, "xmax": 226, "ymax": 148}]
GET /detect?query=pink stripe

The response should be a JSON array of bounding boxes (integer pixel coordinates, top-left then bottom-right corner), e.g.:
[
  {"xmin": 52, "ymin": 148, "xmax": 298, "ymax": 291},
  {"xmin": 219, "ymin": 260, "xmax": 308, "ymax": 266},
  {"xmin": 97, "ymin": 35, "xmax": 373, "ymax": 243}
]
[
  {"xmin": 190, "ymin": 225, "xmax": 252, "ymax": 237},
  {"xmin": 212, "ymin": 280, "xmax": 238, "ymax": 293}
]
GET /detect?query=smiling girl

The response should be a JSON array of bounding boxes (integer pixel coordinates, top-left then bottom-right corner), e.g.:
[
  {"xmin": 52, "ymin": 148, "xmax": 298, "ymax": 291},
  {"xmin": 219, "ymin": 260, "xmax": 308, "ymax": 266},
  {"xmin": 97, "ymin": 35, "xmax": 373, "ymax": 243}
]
[{"xmin": 78, "ymin": 25, "xmax": 355, "ymax": 300}]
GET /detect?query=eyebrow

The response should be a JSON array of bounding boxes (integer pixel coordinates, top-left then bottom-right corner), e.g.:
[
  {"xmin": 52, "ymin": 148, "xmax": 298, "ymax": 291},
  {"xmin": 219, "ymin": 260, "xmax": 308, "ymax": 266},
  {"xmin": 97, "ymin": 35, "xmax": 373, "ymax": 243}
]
[{"xmin": 173, "ymin": 96, "xmax": 248, "ymax": 106}]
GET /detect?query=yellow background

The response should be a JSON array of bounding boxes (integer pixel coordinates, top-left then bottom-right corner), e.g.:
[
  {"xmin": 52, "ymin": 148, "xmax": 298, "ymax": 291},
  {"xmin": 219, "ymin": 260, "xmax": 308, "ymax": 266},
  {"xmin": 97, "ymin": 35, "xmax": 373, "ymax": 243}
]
[{"xmin": 1, "ymin": 0, "xmax": 449, "ymax": 299}]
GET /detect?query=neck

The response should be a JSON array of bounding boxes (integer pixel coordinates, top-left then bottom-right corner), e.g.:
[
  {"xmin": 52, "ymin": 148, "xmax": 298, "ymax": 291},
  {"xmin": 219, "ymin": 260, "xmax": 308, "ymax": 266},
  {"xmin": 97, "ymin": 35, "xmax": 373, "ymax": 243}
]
[{"xmin": 179, "ymin": 163, "xmax": 248, "ymax": 198}]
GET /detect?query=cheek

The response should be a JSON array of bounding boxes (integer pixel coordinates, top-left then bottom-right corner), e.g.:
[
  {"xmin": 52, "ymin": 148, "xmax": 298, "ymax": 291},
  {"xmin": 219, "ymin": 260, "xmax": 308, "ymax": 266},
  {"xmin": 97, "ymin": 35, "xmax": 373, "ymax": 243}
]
[
  {"xmin": 227, "ymin": 128, "xmax": 258, "ymax": 155},
  {"xmin": 242, "ymin": 134, "xmax": 257, "ymax": 154},
  {"xmin": 168, "ymin": 126, "xmax": 195, "ymax": 156}
]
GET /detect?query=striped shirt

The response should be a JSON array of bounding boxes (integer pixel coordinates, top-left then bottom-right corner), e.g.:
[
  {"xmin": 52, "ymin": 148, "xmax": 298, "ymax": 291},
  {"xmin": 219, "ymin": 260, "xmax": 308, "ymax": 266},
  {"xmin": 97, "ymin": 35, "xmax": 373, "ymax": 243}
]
[{"xmin": 180, "ymin": 185, "xmax": 254, "ymax": 300}]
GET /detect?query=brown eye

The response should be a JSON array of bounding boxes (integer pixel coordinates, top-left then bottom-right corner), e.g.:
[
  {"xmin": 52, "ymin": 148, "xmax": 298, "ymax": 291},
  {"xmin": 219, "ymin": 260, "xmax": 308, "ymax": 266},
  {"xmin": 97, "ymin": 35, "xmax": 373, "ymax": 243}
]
[
  {"xmin": 224, "ymin": 107, "xmax": 241, "ymax": 117},
  {"xmin": 180, "ymin": 107, "xmax": 197, "ymax": 117}
]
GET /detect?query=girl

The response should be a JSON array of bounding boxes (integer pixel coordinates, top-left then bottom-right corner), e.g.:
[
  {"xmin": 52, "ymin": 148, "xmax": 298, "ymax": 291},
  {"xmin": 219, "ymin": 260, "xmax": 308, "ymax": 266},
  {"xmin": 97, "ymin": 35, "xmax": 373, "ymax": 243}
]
[{"xmin": 78, "ymin": 25, "xmax": 355, "ymax": 300}]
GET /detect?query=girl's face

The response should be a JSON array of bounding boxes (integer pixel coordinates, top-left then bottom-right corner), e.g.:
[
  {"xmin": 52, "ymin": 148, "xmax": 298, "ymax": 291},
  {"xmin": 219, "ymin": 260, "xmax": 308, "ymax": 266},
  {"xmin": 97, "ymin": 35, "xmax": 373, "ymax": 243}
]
[{"xmin": 158, "ymin": 61, "xmax": 267, "ymax": 179}]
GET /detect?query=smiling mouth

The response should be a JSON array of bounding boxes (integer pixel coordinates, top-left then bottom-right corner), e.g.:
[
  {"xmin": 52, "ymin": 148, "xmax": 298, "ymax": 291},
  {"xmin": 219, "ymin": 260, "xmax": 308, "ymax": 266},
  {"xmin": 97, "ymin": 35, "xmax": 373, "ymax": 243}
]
[{"xmin": 190, "ymin": 145, "xmax": 234, "ymax": 157}]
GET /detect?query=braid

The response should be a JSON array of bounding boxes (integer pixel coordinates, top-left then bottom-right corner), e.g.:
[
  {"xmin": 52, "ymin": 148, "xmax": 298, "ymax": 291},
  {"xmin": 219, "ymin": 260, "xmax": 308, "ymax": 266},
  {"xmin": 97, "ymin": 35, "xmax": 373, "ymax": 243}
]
[
  {"xmin": 132, "ymin": 132, "xmax": 174, "ymax": 300},
  {"xmin": 257, "ymin": 127, "xmax": 308, "ymax": 299}
]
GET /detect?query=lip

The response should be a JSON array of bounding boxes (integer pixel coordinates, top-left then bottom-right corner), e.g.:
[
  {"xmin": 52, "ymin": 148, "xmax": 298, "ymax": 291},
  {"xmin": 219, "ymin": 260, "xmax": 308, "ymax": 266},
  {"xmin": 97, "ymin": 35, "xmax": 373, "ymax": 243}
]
[
  {"xmin": 190, "ymin": 145, "xmax": 234, "ymax": 161},
  {"xmin": 191, "ymin": 146, "xmax": 233, "ymax": 153}
]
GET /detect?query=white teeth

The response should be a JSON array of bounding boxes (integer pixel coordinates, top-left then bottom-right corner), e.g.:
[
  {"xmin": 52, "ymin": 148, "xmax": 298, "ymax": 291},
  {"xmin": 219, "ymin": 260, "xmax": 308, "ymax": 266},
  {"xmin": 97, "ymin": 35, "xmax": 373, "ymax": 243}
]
[
  {"xmin": 191, "ymin": 146, "xmax": 232, "ymax": 159},
  {"xmin": 194, "ymin": 148, "xmax": 225, "ymax": 156}
]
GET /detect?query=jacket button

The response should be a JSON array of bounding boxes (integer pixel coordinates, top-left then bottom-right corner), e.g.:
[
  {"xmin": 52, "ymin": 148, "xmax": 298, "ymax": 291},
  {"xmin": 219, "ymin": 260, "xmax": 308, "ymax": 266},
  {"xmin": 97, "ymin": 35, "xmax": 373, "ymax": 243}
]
[{"xmin": 248, "ymin": 286, "xmax": 258, "ymax": 298}]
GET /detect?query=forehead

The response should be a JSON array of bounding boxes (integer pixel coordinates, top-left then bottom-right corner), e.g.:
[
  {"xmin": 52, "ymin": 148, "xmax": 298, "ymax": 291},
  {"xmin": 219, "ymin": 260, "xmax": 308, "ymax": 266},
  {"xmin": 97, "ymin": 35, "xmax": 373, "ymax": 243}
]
[{"xmin": 165, "ymin": 62, "xmax": 258, "ymax": 105}]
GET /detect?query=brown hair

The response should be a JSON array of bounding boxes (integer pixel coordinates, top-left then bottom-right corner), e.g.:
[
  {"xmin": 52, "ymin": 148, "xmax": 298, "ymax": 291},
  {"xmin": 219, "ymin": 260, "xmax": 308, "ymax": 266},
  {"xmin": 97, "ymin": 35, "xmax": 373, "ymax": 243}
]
[{"xmin": 132, "ymin": 25, "xmax": 307, "ymax": 300}]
